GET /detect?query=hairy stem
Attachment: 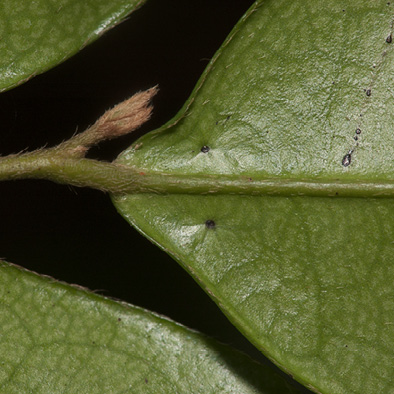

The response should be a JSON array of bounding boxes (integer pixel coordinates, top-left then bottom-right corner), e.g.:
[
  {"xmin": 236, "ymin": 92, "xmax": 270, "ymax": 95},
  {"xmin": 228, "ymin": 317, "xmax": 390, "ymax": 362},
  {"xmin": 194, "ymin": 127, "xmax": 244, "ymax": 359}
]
[
  {"xmin": 0, "ymin": 149, "xmax": 141, "ymax": 193},
  {"xmin": 2, "ymin": 148, "xmax": 394, "ymax": 197},
  {"xmin": 0, "ymin": 87, "xmax": 158, "ymax": 194}
]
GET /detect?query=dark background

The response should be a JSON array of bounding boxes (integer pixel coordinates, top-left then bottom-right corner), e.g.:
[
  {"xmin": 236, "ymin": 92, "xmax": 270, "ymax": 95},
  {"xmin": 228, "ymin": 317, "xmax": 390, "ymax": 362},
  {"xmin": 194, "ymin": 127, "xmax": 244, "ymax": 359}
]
[{"xmin": 0, "ymin": 1, "xmax": 311, "ymax": 392}]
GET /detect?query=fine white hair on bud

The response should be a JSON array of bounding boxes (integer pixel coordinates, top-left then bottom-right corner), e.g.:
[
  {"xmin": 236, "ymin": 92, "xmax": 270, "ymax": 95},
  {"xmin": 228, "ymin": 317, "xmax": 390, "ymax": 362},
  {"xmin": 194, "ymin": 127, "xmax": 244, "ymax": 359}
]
[
  {"xmin": 60, "ymin": 86, "xmax": 159, "ymax": 156},
  {"xmin": 94, "ymin": 86, "xmax": 158, "ymax": 139}
]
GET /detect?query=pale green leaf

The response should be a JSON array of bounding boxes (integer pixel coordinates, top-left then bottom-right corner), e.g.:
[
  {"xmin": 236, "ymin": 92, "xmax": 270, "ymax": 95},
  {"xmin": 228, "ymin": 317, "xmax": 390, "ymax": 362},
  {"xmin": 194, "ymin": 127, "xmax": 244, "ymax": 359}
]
[
  {"xmin": 113, "ymin": 1, "xmax": 394, "ymax": 393},
  {"xmin": 0, "ymin": 0, "xmax": 146, "ymax": 92},
  {"xmin": 0, "ymin": 260, "xmax": 299, "ymax": 394}
]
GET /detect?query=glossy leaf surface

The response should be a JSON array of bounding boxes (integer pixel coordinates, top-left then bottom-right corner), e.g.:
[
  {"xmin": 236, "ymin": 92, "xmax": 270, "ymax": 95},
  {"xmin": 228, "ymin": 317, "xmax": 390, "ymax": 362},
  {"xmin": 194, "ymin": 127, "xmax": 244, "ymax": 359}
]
[
  {"xmin": 0, "ymin": 261, "xmax": 299, "ymax": 394},
  {"xmin": 0, "ymin": 0, "xmax": 145, "ymax": 92},
  {"xmin": 113, "ymin": 1, "xmax": 394, "ymax": 393}
]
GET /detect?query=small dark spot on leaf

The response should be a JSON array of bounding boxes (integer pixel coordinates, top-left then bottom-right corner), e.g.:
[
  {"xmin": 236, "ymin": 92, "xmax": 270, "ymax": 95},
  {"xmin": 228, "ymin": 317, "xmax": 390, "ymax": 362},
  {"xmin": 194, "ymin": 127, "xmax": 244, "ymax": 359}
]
[
  {"xmin": 342, "ymin": 9, "xmax": 345, "ymax": 12},
  {"xmin": 201, "ymin": 145, "xmax": 210, "ymax": 153},
  {"xmin": 354, "ymin": 135, "xmax": 358, "ymax": 141},
  {"xmin": 118, "ymin": 318, "xmax": 122, "ymax": 322},
  {"xmin": 387, "ymin": 34, "xmax": 392, "ymax": 43},
  {"xmin": 366, "ymin": 89, "xmax": 371, "ymax": 96},
  {"xmin": 205, "ymin": 220, "xmax": 216, "ymax": 229},
  {"xmin": 342, "ymin": 153, "xmax": 352, "ymax": 167},
  {"xmin": 226, "ymin": 115, "xmax": 231, "ymax": 121},
  {"xmin": 335, "ymin": 192, "xmax": 339, "ymax": 196},
  {"xmin": 215, "ymin": 120, "xmax": 219, "ymax": 125},
  {"xmin": 145, "ymin": 378, "xmax": 148, "ymax": 384}
]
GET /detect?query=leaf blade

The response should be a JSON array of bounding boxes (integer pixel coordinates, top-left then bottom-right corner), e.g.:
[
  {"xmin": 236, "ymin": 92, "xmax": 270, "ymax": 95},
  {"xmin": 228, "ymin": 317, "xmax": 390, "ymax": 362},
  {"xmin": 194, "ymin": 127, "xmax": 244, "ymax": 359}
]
[
  {"xmin": 0, "ymin": 260, "xmax": 299, "ymax": 394},
  {"xmin": 0, "ymin": 0, "xmax": 146, "ymax": 92},
  {"xmin": 113, "ymin": 1, "xmax": 394, "ymax": 392},
  {"xmin": 115, "ymin": 193, "xmax": 394, "ymax": 393}
]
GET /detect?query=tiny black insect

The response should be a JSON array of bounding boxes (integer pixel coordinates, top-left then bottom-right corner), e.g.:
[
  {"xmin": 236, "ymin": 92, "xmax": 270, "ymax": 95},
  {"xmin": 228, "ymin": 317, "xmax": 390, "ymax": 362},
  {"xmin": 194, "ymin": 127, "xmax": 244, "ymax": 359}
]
[
  {"xmin": 205, "ymin": 220, "xmax": 216, "ymax": 229},
  {"xmin": 201, "ymin": 145, "xmax": 210, "ymax": 153}
]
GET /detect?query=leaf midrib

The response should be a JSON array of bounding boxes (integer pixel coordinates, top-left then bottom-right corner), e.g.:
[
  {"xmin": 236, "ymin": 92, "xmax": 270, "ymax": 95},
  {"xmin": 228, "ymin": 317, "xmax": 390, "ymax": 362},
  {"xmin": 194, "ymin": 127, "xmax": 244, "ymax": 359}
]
[{"xmin": 129, "ymin": 171, "xmax": 394, "ymax": 197}]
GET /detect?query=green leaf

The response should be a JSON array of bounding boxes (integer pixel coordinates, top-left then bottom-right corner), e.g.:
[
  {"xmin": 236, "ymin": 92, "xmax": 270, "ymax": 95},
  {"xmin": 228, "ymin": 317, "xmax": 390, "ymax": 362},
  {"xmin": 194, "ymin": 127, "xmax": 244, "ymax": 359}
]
[
  {"xmin": 112, "ymin": 1, "xmax": 394, "ymax": 393},
  {"xmin": 0, "ymin": 260, "xmax": 299, "ymax": 394},
  {"xmin": 0, "ymin": 0, "xmax": 145, "ymax": 92}
]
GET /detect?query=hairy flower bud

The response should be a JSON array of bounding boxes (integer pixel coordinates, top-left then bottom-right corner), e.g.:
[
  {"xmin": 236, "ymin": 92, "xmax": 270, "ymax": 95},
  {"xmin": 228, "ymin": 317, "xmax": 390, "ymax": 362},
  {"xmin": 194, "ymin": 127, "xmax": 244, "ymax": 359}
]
[{"xmin": 94, "ymin": 86, "xmax": 158, "ymax": 139}]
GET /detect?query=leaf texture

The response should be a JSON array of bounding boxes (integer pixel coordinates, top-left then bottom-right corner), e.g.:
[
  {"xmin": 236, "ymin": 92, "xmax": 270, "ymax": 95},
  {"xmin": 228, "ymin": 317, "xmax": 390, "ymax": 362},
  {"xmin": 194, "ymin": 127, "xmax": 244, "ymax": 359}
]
[
  {"xmin": 0, "ymin": 0, "xmax": 145, "ymax": 92},
  {"xmin": 113, "ymin": 1, "xmax": 394, "ymax": 393},
  {"xmin": 0, "ymin": 261, "xmax": 299, "ymax": 394}
]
